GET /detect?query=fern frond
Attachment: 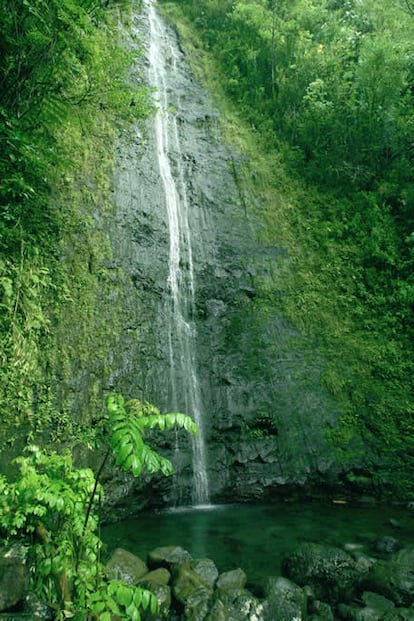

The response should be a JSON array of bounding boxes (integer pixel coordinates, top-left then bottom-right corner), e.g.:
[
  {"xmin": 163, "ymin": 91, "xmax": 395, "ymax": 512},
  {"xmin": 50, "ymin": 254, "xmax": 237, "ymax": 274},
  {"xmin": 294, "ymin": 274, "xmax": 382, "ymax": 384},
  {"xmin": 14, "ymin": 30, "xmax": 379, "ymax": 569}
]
[
  {"xmin": 138, "ymin": 413, "xmax": 198, "ymax": 435},
  {"xmin": 142, "ymin": 445, "xmax": 173, "ymax": 476},
  {"xmin": 105, "ymin": 393, "xmax": 195, "ymax": 479}
]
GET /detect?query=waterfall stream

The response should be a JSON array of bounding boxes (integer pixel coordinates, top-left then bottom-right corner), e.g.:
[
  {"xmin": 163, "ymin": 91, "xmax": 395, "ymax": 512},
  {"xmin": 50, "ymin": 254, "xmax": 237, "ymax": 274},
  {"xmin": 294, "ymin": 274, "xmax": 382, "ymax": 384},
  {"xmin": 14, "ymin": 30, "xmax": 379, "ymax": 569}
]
[
  {"xmin": 146, "ymin": 1, "xmax": 210, "ymax": 505},
  {"xmin": 110, "ymin": 0, "xmax": 347, "ymax": 509}
]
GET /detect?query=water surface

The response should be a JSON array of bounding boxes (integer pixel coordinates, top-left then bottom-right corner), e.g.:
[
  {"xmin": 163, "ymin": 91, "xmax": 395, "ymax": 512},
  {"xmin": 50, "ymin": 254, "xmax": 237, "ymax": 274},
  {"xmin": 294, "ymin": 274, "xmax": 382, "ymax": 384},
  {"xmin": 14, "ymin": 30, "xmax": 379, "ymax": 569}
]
[{"xmin": 102, "ymin": 501, "xmax": 414, "ymax": 588}]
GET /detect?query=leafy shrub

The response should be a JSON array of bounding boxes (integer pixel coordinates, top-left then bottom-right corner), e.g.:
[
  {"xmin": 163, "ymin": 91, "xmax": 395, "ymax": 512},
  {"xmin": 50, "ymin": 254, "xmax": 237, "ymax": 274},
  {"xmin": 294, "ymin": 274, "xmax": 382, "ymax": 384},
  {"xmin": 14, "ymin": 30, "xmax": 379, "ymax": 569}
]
[{"xmin": 0, "ymin": 393, "xmax": 197, "ymax": 620}]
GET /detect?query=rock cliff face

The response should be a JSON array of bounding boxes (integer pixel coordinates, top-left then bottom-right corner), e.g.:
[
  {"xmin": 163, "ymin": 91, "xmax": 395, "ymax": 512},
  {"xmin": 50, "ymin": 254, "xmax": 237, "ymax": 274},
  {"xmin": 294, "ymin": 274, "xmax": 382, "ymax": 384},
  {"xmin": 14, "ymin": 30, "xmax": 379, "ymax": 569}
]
[{"xmin": 104, "ymin": 1, "xmax": 357, "ymax": 510}]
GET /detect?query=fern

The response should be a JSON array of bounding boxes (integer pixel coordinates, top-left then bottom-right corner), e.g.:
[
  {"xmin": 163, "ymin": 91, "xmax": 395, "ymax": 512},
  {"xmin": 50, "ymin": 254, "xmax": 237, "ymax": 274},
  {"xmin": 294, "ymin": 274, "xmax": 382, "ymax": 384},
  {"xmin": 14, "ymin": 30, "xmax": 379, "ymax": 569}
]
[
  {"xmin": 88, "ymin": 580, "xmax": 158, "ymax": 621},
  {"xmin": 105, "ymin": 393, "xmax": 198, "ymax": 478},
  {"xmin": 0, "ymin": 394, "xmax": 197, "ymax": 619},
  {"xmin": 0, "ymin": 445, "xmax": 160, "ymax": 621}
]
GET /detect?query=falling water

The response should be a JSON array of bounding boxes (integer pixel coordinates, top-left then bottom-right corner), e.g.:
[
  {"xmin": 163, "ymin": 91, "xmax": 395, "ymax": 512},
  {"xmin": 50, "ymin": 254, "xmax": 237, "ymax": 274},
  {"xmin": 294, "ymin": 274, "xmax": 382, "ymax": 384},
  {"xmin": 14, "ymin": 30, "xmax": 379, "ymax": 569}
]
[{"xmin": 146, "ymin": 0, "xmax": 210, "ymax": 505}]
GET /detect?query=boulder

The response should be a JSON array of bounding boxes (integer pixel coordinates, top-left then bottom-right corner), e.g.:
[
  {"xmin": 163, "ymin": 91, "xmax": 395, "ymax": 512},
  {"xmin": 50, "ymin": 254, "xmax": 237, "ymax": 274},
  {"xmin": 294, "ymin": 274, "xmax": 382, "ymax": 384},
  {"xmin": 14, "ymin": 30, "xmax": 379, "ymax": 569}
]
[
  {"xmin": 383, "ymin": 607, "xmax": 414, "ymax": 620},
  {"xmin": 147, "ymin": 546, "xmax": 192, "ymax": 570},
  {"xmin": 308, "ymin": 599, "xmax": 335, "ymax": 621},
  {"xmin": 338, "ymin": 591, "xmax": 395, "ymax": 621},
  {"xmin": 375, "ymin": 536, "xmax": 400, "ymax": 555},
  {"xmin": 183, "ymin": 585, "xmax": 213, "ymax": 621},
  {"xmin": 138, "ymin": 567, "xmax": 171, "ymax": 586},
  {"xmin": 205, "ymin": 599, "xmax": 239, "ymax": 621},
  {"xmin": 363, "ymin": 546, "xmax": 414, "ymax": 606},
  {"xmin": 106, "ymin": 548, "xmax": 148, "ymax": 584},
  {"xmin": 208, "ymin": 587, "xmax": 264, "ymax": 621},
  {"xmin": 282, "ymin": 542, "xmax": 361, "ymax": 604},
  {"xmin": 262, "ymin": 576, "xmax": 307, "ymax": 621},
  {"xmin": 0, "ymin": 545, "xmax": 29, "ymax": 612},
  {"xmin": 140, "ymin": 583, "xmax": 171, "ymax": 621},
  {"xmin": 191, "ymin": 559, "xmax": 219, "ymax": 589},
  {"xmin": 216, "ymin": 568, "xmax": 246, "ymax": 590},
  {"xmin": 361, "ymin": 591, "xmax": 395, "ymax": 613},
  {"xmin": 172, "ymin": 561, "xmax": 213, "ymax": 606},
  {"xmin": 137, "ymin": 567, "xmax": 172, "ymax": 619},
  {"xmin": 23, "ymin": 591, "xmax": 55, "ymax": 620},
  {"xmin": 337, "ymin": 603, "xmax": 366, "ymax": 620}
]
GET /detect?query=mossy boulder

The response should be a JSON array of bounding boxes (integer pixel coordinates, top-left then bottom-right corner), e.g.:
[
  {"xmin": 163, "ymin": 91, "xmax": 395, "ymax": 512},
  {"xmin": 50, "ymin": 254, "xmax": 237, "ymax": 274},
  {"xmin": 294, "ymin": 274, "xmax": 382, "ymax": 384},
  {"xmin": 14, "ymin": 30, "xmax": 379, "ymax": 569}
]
[
  {"xmin": 282, "ymin": 542, "xmax": 361, "ymax": 603},
  {"xmin": 138, "ymin": 567, "xmax": 171, "ymax": 586},
  {"xmin": 0, "ymin": 545, "xmax": 29, "ymax": 612},
  {"xmin": 216, "ymin": 568, "xmax": 246, "ymax": 590},
  {"xmin": 106, "ymin": 548, "xmax": 148, "ymax": 584},
  {"xmin": 191, "ymin": 558, "xmax": 219, "ymax": 589},
  {"xmin": 363, "ymin": 546, "xmax": 414, "ymax": 606},
  {"xmin": 148, "ymin": 546, "xmax": 192, "ymax": 570},
  {"xmin": 207, "ymin": 587, "xmax": 264, "ymax": 621},
  {"xmin": 262, "ymin": 576, "xmax": 307, "ymax": 621},
  {"xmin": 172, "ymin": 561, "xmax": 214, "ymax": 620}
]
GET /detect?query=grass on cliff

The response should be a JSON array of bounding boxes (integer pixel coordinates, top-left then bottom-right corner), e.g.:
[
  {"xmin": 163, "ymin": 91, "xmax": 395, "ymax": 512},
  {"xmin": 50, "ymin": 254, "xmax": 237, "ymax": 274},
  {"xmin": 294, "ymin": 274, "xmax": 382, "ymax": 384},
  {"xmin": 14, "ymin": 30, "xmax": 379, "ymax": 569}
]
[
  {"xmin": 159, "ymin": 1, "xmax": 414, "ymax": 498},
  {"xmin": 0, "ymin": 1, "xmax": 151, "ymax": 451}
]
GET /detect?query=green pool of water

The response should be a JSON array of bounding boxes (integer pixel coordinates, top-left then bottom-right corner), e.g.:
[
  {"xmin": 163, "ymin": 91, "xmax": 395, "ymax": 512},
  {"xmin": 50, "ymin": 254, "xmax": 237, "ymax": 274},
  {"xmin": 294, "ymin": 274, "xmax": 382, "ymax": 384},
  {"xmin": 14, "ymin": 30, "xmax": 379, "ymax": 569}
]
[{"xmin": 102, "ymin": 501, "xmax": 414, "ymax": 588}]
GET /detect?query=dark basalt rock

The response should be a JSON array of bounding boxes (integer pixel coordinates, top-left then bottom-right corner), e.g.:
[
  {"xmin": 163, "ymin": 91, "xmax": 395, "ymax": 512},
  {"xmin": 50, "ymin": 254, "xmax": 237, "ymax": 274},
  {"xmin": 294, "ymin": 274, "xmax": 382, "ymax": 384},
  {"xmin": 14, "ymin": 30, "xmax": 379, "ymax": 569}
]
[
  {"xmin": 281, "ymin": 542, "xmax": 362, "ymax": 604},
  {"xmin": 22, "ymin": 592, "xmax": 54, "ymax": 621},
  {"xmin": 84, "ymin": 2, "xmax": 373, "ymax": 513},
  {"xmin": 262, "ymin": 576, "xmax": 307, "ymax": 621},
  {"xmin": 100, "ymin": 537, "xmax": 414, "ymax": 621},
  {"xmin": 106, "ymin": 547, "xmax": 148, "ymax": 584},
  {"xmin": 0, "ymin": 545, "xmax": 29, "ymax": 613},
  {"xmin": 148, "ymin": 546, "xmax": 192, "ymax": 571},
  {"xmin": 362, "ymin": 546, "xmax": 414, "ymax": 607}
]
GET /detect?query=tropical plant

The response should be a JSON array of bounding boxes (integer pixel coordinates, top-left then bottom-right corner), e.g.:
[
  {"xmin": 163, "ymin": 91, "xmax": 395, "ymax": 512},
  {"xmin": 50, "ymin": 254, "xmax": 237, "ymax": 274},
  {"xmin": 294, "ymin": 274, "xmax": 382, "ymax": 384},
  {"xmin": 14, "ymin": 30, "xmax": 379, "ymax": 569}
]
[
  {"xmin": 0, "ymin": 0, "xmax": 149, "ymax": 252},
  {"xmin": 160, "ymin": 0, "xmax": 414, "ymax": 497},
  {"xmin": 0, "ymin": 0, "xmax": 151, "ymax": 448},
  {"xmin": 0, "ymin": 393, "xmax": 198, "ymax": 620}
]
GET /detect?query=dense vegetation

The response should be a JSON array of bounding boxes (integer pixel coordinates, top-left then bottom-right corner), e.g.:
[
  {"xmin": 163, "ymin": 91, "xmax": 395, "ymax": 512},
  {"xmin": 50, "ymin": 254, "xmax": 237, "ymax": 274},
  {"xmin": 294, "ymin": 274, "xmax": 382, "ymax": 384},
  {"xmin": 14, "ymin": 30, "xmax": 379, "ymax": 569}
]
[
  {"xmin": 0, "ymin": 394, "xmax": 197, "ymax": 619},
  {"xmin": 0, "ymin": 0, "xmax": 150, "ymax": 447},
  {"xmin": 160, "ymin": 0, "xmax": 414, "ymax": 496},
  {"xmin": 2, "ymin": 4, "xmax": 414, "ymax": 616},
  {"xmin": 1, "ymin": 0, "xmax": 413, "ymax": 505}
]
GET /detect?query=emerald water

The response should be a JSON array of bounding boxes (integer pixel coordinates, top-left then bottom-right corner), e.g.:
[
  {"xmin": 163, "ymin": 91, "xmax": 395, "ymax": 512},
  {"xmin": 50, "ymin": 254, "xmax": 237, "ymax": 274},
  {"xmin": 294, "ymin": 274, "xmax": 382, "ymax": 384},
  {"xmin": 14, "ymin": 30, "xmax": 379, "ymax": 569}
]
[{"xmin": 102, "ymin": 502, "xmax": 414, "ymax": 588}]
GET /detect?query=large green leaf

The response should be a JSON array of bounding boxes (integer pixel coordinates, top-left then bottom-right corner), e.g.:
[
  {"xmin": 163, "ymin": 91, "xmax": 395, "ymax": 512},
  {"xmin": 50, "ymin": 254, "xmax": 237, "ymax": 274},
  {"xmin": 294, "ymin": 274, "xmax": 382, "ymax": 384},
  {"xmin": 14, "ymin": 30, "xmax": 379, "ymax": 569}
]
[
  {"xmin": 105, "ymin": 394, "xmax": 196, "ymax": 478},
  {"xmin": 142, "ymin": 447, "xmax": 161, "ymax": 473},
  {"xmin": 115, "ymin": 441, "xmax": 133, "ymax": 467},
  {"xmin": 114, "ymin": 584, "xmax": 133, "ymax": 607},
  {"xmin": 138, "ymin": 413, "xmax": 198, "ymax": 435}
]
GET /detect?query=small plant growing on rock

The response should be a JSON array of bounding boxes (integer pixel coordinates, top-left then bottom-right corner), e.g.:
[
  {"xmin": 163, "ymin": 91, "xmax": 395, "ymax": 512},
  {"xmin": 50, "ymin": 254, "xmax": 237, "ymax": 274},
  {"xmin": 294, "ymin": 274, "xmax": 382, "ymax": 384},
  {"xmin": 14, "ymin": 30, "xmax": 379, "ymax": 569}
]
[{"xmin": 0, "ymin": 393, "xmax": 197, "ymax": 620}]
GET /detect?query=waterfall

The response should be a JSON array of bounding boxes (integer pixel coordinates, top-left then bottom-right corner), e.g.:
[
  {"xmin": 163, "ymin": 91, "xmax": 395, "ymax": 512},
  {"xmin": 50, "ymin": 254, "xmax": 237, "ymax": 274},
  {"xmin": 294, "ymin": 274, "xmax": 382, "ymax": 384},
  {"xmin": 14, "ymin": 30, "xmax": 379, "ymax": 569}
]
[{"xmin": 146, "ymin": 0, "xmax": 210, "ymax": 505}]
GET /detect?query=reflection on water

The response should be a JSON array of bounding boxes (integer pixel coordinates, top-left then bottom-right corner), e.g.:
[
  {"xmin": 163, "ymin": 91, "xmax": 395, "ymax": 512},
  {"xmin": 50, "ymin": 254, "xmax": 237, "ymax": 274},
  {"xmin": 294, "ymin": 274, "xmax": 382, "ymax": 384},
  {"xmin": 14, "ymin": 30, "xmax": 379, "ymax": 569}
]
[{"xmin": 102, "ymin": 502, "xmax": 414, "ymax": 587}]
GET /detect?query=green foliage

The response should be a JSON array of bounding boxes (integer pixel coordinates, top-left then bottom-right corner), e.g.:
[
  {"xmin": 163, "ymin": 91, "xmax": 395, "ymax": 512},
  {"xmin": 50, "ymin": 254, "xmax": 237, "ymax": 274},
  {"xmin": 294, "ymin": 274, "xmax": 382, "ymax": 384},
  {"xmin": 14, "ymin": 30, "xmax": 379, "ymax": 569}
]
[
  {"xmin": 0, "ymin": 0, "xmax": 151, "ymax": 446},
  {"xmin": 105, "ymin": 393, "xmax": 198, "ymax": 477},
  {"xmin": 0, "ymin": 394, "xmax": 196, "ymax": 618},
  {"xmin": 247, "ymin": 411, "xmax": 279, "ymax": 439},
  {"xmin": 0, "ymin": 446, "xmax": 104, "ymax": 618},
  {"xmin": 0, "ymin": 0, "xmax": 148, "ymax": 251},
  {"xmin": 161, "ymin": 0, "xmax": 414, "ymax": 498},
  {"xmin": 88, "ymin": 580, "xmax": 158, "ymax": 621},
  {"xmin": 164, "ymin": 0, "xmax": 414, "ymax": 201},
  {"xmin": 0, "ymin": 245, "xmax": 58, "ymax": 439}
]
